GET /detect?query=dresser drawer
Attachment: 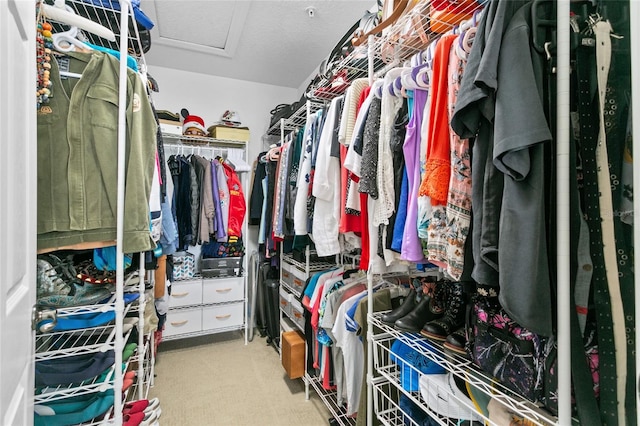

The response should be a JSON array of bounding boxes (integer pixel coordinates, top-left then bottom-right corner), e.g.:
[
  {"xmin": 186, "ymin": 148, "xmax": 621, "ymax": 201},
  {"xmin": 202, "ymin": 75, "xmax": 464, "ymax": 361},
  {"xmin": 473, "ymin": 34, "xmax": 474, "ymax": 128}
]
[
  {"xmin": 202, "ymin": 277, "xmax": 244, "ymax": 304},
  {"xmin": 202, "ymin": 303, "xmax": 244, "ymax": 331},
  {"xmin": 168, "ymin": 279, "xmax": 202, "ymax": 308},
  {"xmin": 164, "ymin": 308, "xmax": 202, "ymax": 337}
]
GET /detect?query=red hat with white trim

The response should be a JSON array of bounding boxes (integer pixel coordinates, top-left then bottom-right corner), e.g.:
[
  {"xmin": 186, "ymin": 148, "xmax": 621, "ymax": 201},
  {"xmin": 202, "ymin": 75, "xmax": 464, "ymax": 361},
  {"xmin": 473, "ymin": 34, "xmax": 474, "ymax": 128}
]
[{"xmin": 182, "ymin": 115, "xmax": 206, "ymax": 135}]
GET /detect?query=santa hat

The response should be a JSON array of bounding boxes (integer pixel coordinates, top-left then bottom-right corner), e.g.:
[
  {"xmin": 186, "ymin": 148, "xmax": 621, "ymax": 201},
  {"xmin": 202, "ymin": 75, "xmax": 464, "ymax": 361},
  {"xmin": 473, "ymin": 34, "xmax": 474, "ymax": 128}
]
[{"xmin": 182, "ymin": 115, "xmax": 206, "ymax": 134}]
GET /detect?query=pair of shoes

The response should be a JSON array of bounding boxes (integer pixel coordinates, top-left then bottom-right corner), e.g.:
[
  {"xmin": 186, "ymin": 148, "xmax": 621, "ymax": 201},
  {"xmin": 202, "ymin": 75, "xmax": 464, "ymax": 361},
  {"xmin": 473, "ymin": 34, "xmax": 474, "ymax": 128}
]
[
  {"xmin": 384, "ymin": 280, "xmax": 445, "ymax": 333},
  {"xmin": 123, "ymin": 397, "xmax": 159, "ymax": 415},
  {"xmin": 37, "ymin": 255, "xmax": 113, "ymax": 308},
  {"xmin": 421, "ymin": 281, "xmax": 476, "ymax": 356}
]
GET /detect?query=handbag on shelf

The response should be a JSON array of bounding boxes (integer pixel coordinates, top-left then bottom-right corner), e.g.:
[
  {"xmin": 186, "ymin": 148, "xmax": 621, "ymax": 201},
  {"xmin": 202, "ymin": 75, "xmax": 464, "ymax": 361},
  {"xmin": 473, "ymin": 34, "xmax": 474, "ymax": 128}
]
[
  {"xmin": 172, "ymin": 251, "xmax": 195, "ymax": 281},
  {"xmin": 269, "ymin": 104, "xmax": 295, "ymax": 129},
  {"xmin": 467, "ymin": 295, "xmax": 548, "ymax": 402}
]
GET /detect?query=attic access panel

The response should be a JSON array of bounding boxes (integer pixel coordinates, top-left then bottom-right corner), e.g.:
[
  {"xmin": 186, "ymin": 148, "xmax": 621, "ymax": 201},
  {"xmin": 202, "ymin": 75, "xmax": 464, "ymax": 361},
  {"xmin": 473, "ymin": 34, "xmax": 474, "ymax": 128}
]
[{"xmin": 153, "ymin": 1, "xmax": 249, "ymax": 57}]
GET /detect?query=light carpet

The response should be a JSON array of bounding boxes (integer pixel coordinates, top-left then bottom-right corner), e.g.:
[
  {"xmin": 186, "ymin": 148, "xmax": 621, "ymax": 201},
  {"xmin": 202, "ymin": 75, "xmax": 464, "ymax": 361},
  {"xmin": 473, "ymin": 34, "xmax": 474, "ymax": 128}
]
[{"xmin": 149, "ymin": 331, "xmax": 330, "ymax": 426}]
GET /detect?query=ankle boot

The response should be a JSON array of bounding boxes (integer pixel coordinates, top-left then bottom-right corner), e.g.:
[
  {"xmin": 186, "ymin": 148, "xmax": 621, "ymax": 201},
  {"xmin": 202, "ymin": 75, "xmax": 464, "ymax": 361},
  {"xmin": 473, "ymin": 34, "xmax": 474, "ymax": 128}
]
[
  {"xmin": 421, "ymin": 281, "xmax": 472, "ymax": 341},
  {"xmin": 381, "ymin": 289, "xmax": 417, "ymax": 325},
  {"xmin": 443, "ymin": 326, "xmax": 469, "ymax": 357},
  {"xmin": 394, "ymin": 281, "xmax": 445, "ymax": 333}
]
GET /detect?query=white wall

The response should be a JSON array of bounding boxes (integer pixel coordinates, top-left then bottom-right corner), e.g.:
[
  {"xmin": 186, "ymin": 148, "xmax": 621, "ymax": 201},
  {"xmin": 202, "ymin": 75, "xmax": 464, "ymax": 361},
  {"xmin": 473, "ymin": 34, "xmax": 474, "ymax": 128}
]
[{"xmin": 148, "ymin": 65, "xmax": 297, "ymax": 262}]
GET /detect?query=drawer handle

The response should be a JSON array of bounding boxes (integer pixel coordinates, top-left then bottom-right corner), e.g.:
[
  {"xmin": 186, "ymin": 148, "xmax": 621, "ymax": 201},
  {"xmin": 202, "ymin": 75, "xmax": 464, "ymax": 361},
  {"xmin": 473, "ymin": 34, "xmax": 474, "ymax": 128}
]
[
  {"xmin": 215, "ymin": 288, "xmax": 232, "ymax": 293},
  {"xmin": 215, "ymin": 314, "xmax": 231, "ymax": 319},
  {"xmin": 281, "ymin": 301, "xmax": 288, "ymax": 305},
  {"xmin": 172, "ymin": 292, "xmax": 189, "ymax": 297},
  {"xmin": 171, "ymin": 320, "xmax": 189, "ymax": 326}
]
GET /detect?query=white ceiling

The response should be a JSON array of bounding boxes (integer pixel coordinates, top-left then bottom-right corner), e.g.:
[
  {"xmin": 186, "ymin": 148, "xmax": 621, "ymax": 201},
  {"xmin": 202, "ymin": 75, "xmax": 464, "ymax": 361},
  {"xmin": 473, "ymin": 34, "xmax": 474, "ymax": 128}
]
[{"xmin": 143, "ymin": 0, "xmax": 372, "ymax": 89}]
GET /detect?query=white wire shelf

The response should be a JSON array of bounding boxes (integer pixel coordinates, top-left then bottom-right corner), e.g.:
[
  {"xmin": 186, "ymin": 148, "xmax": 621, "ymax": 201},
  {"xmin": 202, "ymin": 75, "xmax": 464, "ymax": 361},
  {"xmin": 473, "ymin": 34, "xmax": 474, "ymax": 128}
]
[
  {"xmin": 305, "ymin": 373, "xmax": 357, "ymax": 426},
  {"xmin": 44, "ymin": 0, "xmax": 149, "ymax": 60},
  {"xmin": 306, "ymin": 46, "xmax": 386, "ymax": 102},
  {"xmin": 369, "ymin": 313, "xmax": 558, "ymax": 426},
  {"xmin": 265, "ymin": 100, "xmax": 325, "ymax": 137},
  {"xmin": 372, "ymin": 332, "xmax": 486, "ymax": 426},
  {"xmin": 307, "ymin": 1, "xmax": 485, "ymax": 102},
  {"xmin": 281, "ymin": 251, "xmax": 336, "ymax": 275},
  {"xmin": 35, "ymin": 299, "xmax": 140, "ymax": 360},
  {"xmin": 161, "ymin": 132, "xmax": 248, "ymax": 148},
  {"xmin": 35, "ymin": 365, "xmax": 116, "ymax": 404},
  {"xmin": 369, "ymin": 1, "xmax": 483, "ymax": 66}
]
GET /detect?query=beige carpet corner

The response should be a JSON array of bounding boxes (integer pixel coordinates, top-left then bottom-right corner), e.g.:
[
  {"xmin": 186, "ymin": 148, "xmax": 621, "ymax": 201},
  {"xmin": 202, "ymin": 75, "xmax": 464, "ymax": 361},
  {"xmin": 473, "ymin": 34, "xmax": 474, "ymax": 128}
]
[{"xmin": 149, "ymin": 331, "xmax": 330, "ymax": 426}]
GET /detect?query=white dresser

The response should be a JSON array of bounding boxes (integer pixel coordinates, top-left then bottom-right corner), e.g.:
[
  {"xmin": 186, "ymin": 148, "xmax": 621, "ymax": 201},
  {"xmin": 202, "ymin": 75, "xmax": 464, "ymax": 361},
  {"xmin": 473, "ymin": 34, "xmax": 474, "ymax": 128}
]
[{"xmin": 163, "ymin": 276, "xmax": 245, "ymax": 340}]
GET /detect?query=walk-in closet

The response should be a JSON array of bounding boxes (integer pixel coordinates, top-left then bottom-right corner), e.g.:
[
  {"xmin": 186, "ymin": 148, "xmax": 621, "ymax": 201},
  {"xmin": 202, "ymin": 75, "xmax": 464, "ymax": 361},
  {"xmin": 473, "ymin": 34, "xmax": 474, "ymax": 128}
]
[{"xmin": 1, "ymin": 0, "xmax": 639, "ymax": 425}]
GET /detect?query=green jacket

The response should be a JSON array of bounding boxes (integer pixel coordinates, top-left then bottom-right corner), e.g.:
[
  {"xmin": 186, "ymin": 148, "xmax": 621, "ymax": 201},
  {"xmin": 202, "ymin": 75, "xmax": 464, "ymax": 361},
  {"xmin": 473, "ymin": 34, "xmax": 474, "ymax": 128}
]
[{"xmin": 37, "ymin": 51, "xmax": 157, "ymax": 253}]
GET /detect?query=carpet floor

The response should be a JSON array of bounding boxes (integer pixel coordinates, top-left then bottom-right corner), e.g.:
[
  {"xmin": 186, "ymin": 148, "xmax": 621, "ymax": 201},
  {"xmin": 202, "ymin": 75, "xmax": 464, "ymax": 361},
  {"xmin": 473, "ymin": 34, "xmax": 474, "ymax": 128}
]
[{"xmin": 149, "ymin": 331, "xmax": 330, "ymax": 426}]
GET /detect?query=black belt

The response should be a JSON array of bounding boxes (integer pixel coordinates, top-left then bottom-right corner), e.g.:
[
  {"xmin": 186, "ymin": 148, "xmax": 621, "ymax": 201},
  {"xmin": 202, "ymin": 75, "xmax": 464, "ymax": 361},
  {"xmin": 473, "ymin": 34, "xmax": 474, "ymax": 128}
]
[{"xmin": 575, "ymin": 41, "xmax": 618, "ymax": 426}]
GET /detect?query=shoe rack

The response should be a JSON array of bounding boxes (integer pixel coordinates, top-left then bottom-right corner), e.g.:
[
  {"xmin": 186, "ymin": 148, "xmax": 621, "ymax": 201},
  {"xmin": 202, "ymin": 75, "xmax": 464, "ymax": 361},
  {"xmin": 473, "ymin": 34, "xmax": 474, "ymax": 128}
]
[{"xmin": 33, "ymin": 0, "xmax": 154, "ymax": 423}]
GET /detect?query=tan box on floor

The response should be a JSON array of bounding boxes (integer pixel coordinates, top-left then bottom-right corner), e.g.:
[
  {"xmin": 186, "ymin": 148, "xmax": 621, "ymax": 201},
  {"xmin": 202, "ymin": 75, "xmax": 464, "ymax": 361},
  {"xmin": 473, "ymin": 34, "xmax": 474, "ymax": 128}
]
[
  {"xmin": 281, "ymin": 331, "xmax": 305, "ymax": 379},
  {"xmin": 208, "ymin": 125, "xmax": 250, "ymax": 142}
]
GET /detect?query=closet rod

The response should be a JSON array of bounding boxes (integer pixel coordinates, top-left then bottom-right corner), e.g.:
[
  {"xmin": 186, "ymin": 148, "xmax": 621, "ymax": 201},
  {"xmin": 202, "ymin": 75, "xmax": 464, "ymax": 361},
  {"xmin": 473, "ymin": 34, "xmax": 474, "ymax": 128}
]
[
  {"xmin": 114, "ymin": 0, "xmax": 132, "ymax": 422},
  {"xmin": 556, "ymin": 1, "xmax": 571, "ymax": 425},
  {"xmin": 630, "ymin": 2, "xmax": 640, "ymax": 425}
]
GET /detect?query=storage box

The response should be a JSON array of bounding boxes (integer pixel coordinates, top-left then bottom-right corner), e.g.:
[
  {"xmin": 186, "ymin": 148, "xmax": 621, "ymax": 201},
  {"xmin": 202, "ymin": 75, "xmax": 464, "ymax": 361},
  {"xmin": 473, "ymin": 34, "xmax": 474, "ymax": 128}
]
[
  {"xmin": 159, "ymin": 119, "xmax": 182, "ymax": 135},
  {"xmin": 281, "ymin": 331, "xmax": 305, "ymax": 379},
  {"xmin": 208, "ymin": 125, "xmax": 250, "ymax": 142},
  {"xmin": 200, "ymin": 257, "xmax": 242, "ymax": 278},
  {"xmin": 289, "ymin": 299, "xmax": 305, "ymax": 331},
  {"xmin": 281, "ymin": 262, "xmax": 305, "ymax": 294},
  {"xmin": 279, "ymin": 287, "xmax": 291, "ymax": 317}
]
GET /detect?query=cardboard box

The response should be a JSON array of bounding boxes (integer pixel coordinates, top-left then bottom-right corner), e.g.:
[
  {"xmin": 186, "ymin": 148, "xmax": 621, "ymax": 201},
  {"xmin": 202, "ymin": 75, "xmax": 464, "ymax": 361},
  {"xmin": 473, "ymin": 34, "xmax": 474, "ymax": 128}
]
[
  {"xmin": 208, "ymin": 125, "xmax": 250, "ymax": 142},
  {"xmin": 281, "ymin": 331, "xmax": 305, "ymax": 379}
]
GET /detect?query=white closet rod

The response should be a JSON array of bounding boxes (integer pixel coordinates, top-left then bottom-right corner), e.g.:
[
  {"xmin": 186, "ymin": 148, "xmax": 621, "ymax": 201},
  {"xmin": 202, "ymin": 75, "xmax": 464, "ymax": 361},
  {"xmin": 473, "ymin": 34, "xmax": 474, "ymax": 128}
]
[
  {"xmin": 114, "ymin": 0, "xmax": 131, "ymax": 422},
  {"xmin": 630, "ymin": 2, "xmax": 640, "ymax": 425},
  {"xmin": 555, "ymin": 1, "xmax": 571, "ymax": 425}
]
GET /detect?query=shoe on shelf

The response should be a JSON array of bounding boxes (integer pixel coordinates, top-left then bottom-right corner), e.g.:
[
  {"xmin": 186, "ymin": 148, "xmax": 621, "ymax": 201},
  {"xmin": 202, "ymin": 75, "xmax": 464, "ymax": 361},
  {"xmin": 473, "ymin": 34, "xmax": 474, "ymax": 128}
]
[
  {"xmin": 381, "ymin": 289, "xmax": 417, "ymax": 325},
  {"xmin": 37, "ymin": 255, "xmax": 113, "ymax": 308},
  {"xmin": 123, "ymin": 412, "xmax": 145, "ymax": 426},
  {"xmin": 394, "ymin": 281, "xmax": 445, "ymax": 333},
  {"xmin": 443, "ymin": 326, "xmax": 469, "ymax": 357},
  {"xmin": 123, "ymin": 343, "xmax": 138, "ymax": 361},
  {"xmin": 122, "ymin": 377, "xmax": 134, "ymax": 392},
  {"xmin": 123, "ymin": 399, "xmax": 148, "ymax": 415},
  {"xmin": 421, "ymin": 281, "xmax": 473, "ymax": 341}
]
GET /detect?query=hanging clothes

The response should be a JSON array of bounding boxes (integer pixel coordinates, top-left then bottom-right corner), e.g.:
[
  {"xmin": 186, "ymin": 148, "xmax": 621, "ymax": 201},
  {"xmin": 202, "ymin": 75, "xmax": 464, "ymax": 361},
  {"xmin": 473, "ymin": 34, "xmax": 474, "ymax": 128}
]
[
  {"xmin": 37, "ymin": 51, "xmax": 157, "ymax": 253},
  {"xmin": 312, "ymin": 97, "xmax": 344, "ymax": 257},
  {"xmin": 223, "ymin": 161, "xmax": 246, "ymax": 238}
]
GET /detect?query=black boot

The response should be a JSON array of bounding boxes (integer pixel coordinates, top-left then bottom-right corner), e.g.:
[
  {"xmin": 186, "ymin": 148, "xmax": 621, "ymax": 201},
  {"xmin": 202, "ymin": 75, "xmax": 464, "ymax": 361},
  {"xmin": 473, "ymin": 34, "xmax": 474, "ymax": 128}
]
[
  {"xmin": 394, "ymin": 281, "xmax": 445, "ymax": 333},
  {"xmin": 443, "ymin": 326, "xmax": 468, "ymax": 357},
  {"xmin": 421, "ymin": 281, "xmax": 472, "ymax": 341},
  {"xmin": 381, "ymin": 288, "xmax": 417, "ymax": 325}
]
